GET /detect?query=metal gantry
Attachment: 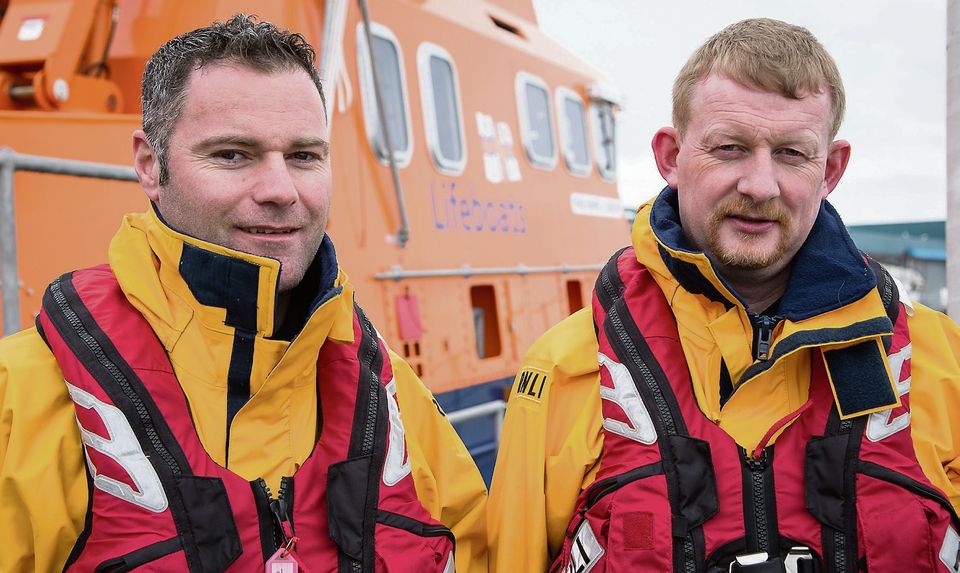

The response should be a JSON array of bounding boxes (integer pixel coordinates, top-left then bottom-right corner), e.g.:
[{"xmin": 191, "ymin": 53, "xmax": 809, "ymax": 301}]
[{"xmin": 0, "ymin": 148, "xmax": 138, "ymax": 335}]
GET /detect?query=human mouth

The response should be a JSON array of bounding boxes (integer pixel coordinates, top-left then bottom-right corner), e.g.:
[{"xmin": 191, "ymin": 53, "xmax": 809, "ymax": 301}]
[
  {"xmin": 727, "ymin": 214, "xmax": 777, "ymax": 234},
  {"xmin": 240, "ymin": 226, "xmax": 298, "ymax": 235}
]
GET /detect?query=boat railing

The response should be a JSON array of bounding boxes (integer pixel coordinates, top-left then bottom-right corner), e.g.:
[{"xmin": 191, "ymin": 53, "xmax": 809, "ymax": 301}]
[
  {"xmin": 446, "ymin": 398, "xmax": 506, "ymax": 442},
  {"xmin": 0, "ymin": 148, "xmax": 138, "ymax": 336}
]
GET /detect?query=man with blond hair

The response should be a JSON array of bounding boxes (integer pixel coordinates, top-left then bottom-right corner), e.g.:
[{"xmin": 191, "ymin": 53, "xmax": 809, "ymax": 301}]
[{"xmin": 489, "ymin": 18, "xmax": 960, "ymax": 572}]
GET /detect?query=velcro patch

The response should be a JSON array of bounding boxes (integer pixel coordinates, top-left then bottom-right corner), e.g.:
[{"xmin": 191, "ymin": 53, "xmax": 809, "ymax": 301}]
[
  {"xmin": 512, "ymin": 367, "xmax": 549, "ymax": 403},
  {"xmin": 566, "ymin": 519, "xmax": 605, "ymax": 573},
  {"xmin": 823, "ymin": 339, "xmax": 898, "ymax": 418},
  {"xmin": 621, "ymin": 511, "xmax": 655, "ymax": 549}
]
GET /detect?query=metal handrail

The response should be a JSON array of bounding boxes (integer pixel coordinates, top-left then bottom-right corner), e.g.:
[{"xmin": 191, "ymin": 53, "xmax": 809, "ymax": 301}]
[
  {"xmin": 376, "ymin": 262, "xmax": 604, "ymax": 281},
  {"xmin": 446, "ymin": 399, "xmax": 507, "ymax": 445},
  {"xmin": 0, "ymin": 148, "xmax": 138, "ymax": 335}
]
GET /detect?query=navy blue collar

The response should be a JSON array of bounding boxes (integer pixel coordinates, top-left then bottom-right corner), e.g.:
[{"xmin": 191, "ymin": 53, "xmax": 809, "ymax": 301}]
[
  {"xmin": 650, "ymin": 187, "xmax": 875, "ymax": 321},
  {"xmin": 161, "ymin": 197, "xmax": 340, "ymax": 340}
]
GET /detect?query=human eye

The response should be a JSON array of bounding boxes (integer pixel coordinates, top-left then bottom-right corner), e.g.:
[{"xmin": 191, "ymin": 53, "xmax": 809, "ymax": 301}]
[
  {"xmin": 211, "ymin": 149, "xmax": 247, "ymax": 164},
  {"xmin": 713, "ymin": 143, "xmax": 744, "ymax": 158},
  {"xmin": 287, "ymin": 149, "xmax": 329, "ymax": 167},
  {"xmin": 776, "ymin": 147, "xmax": 808, "ymax": 164},
  {"xmin": 289, "ymin": 151, "xmax": 319, "ymax": 162}
]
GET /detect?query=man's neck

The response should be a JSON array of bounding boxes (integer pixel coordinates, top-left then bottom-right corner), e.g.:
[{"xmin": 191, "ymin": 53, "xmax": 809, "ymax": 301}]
[
  {"xmin": 275, "ymin": 291, "xmax": 291, "ymax": 325},
  {"xmin": 716, "ymin": 263, "xmax": 790, "ymax": 315}
]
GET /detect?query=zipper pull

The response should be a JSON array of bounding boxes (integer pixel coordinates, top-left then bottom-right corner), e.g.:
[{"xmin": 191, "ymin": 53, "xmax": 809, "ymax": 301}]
[
  {"xmin": 746, "ymin": 449, "xmax": 768, "ymax": 472},
  {"xmin": 271, "ymin": 476, "xmax": 296, "ymax": 544},
  {"xmin": 270, "ymin": 498, "xmax": 294, "ymax": 541},
  {"xmin": 752, "ymin": 315, "xmax": 780, "ymax": 361}
]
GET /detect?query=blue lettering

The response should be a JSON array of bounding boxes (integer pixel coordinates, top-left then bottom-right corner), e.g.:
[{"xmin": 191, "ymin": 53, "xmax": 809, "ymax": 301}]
[
  {"xmin": 460, "ymin": 198, "xmax": 472, "ymax": 231},
  {"xmin": 430, "ymin": 182, "xmax": 446, "ymax": 230},
  {"xmin": 425, "ymin": 180, "xmax": 528, "ymax": 235},
  {"xmin": 514, "ymin": 204, "xmax": 527, "ymax": 234}
]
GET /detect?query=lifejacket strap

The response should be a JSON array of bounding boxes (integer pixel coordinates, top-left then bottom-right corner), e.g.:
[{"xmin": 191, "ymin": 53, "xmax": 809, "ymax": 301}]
[{"xmin": 334, "ymin": 305, "xmax": 390, "ymax": 573}]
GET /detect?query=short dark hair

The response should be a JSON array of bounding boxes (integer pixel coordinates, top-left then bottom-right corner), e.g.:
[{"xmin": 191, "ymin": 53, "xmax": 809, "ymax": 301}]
[{"xmin": 141, "ymin": 14, "xmax": 325, "ymax": 184}]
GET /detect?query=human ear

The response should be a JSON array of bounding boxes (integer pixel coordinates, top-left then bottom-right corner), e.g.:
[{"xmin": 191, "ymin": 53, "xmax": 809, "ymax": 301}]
[
  {"xmin": 652, "ymin": 127, "xmax": 681, "ymax": 188},
  {"xmin": 133, "ymin": 130, "xmax": 162, "ymax": 202},
  {"xmin": 822, "ymin": 139, "xmax": 851, "ymax": 197}
]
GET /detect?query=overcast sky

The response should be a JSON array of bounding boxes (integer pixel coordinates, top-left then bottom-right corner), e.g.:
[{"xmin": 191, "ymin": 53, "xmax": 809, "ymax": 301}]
[{"xmin": 532, "ymin": 0, "xmax": 947, "ymax": 225}]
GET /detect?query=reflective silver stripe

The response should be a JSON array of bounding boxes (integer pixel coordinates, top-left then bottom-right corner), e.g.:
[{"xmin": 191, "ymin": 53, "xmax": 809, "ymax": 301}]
[
  {"xmin": 442, "ymin": 552, "xmax": 455, "ymax": 573},
  {"xmin": 940, "ymin": 525, "xmax": 960, "ymax": 573},
  {"xmin": 566, "ymin": 520, "xmax": 605, "ymax": 573},
  {"xmin": 598, "ymin": 352, "xmax": 657, "ymax": 444}
]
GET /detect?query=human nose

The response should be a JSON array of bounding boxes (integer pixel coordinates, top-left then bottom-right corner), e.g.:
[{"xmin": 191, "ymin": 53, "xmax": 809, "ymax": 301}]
[
  {"xmin": 250, "ymin": 153, "xmax": 298, "ymax": 206},
  {"xmin": 735, "ymin": 152, "xmax": 780, "ymax": 203}
]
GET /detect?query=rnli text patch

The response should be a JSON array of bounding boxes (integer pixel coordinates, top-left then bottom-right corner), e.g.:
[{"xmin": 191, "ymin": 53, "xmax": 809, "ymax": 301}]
[{"xmin": 513, "ymin": 368, "xmax": 549, "ymax": 403}]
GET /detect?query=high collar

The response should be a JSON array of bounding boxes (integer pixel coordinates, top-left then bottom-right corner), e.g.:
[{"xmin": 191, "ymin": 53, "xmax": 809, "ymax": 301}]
[
  {"xmin": 633, "ymin": 188, "xmax": 901, "ymax": 419},
  {"xmin": 644, "ymin": 187, "xmax": 876, "ymax": 321},
  {"xmin": 106, "ymin": 208, "xmax": 354, "ymax": 347}
]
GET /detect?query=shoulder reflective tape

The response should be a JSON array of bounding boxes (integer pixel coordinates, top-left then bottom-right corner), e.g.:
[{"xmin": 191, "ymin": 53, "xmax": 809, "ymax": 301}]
[
  {"xmin": 598, "ymin": 352, "xmax": 657, "ymax": 444},
  {"xmin": 382, "ymin": 378, "xmax": 412, "ymax": 486},
  {"xmin": 66, "ymin": 381, "xmax": 168, "ymax": 513},
  {"xmin": 866, "ymin": 343, "xmax": 912, "ymax": 442}
]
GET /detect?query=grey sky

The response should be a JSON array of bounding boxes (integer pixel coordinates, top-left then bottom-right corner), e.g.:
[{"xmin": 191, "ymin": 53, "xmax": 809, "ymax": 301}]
[{"xmin": 532, "ymin": 0, "xmax": 947, "ymax": 225}]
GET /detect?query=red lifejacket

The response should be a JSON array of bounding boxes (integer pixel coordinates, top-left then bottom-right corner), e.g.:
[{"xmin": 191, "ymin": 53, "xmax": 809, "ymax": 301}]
[
  {"xmin": 550, "ymin": 248, "xmax": 960, "ymax": 573},
  {"xmin": 37, "ymin": 265, "xmax": 455, "ymax": 573}
]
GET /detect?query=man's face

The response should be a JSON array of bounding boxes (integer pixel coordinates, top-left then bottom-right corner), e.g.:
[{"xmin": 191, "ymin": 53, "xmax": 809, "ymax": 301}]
[
  {"xmin": 135, "ymin": 63, "xmax": 331, "ymax": 292},
  {"xmin": 655, "ymin": 74, "xmax": 849, "ymax": 279}
]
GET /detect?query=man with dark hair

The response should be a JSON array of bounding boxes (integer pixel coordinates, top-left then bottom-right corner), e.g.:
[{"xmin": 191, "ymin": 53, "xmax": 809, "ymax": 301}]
[
  {"xmin": 489, "ymin": 18, "xmax": 960, "ymax": 572},
  {"xmin": 0, "ymin": 15, "xmax": 486, "ymax": 572}
]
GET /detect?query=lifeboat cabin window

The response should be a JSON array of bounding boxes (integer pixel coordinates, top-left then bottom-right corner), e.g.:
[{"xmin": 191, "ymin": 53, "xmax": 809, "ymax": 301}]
[
  {"xmin": 590, "ymin": 100, "xmax": 617, "ymax": 180},
  {"xmin": 357, "ymin": 22, "xmax": 413, "ymax": 166},
  {"xmin": 515, "ymin": 72, "xmax": 557, "ymax": 170},
  {"xmin": 417, "ymin": 43, "xmax": 466, "ymax": 175},
  {"xmin": 470, "ymin": 285, "xmax": 502, "ymax": 359},
  {"xmin": 556, "ymin": 87, "xmax": 590, "ymax": 177}
]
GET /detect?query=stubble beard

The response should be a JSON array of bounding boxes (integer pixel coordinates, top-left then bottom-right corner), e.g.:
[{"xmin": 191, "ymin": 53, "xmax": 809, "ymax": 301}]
[{"xmin": 705, "ymin": 197, "xmax": 792, "ymax": 271}]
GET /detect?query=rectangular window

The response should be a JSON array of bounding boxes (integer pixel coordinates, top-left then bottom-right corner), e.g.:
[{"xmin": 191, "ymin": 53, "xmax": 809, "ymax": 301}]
[
  {"xmin": 566, "ymin": 279, "xmax": 584, "ymax": 313},
  {"xmin": 516, "ymin": 72, "xmax": 556, "ymax": 170},
  {"xmin": 470, "ymin": 285, "xmax": 502, "ymax": 359},
  {"xmin": 417, "ymin": 43, "xmax": 466, "ymax": 174},
  {"xmin": 557, "ymin": 87, "xmax": 590, "ymax": 176},
  {"xmin": 357, "ymin": 23, "xmax": 413, "ymax": 166}
]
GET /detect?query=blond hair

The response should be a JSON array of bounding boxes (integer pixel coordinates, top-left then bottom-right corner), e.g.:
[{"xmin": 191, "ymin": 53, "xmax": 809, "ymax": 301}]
[{"xmin": 672, "ymin": 18, "xmax": 845, "ymax": 139}]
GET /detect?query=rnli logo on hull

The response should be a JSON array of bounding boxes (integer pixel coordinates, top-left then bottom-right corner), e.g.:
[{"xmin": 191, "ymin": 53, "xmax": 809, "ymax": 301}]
[{"xmin": 513, "ymin": 368, "xmax": 548, "ymax": 403}]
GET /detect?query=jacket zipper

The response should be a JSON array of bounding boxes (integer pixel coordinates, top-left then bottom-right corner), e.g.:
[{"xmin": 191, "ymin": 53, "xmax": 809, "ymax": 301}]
[
  {"xmin": 832, "ymin": 419, "xmax": 853, "ymax": 573},
  {"xmin": 745, "ymin": 449, "xmax": 771, "ymax": 554},
  {"xmin": 352, "ymin": 309, "xmax": 383, "ymax": 573},
  {"xmin": 751, "ymin": 313, "xmax": 782, "ymax": 361},
  {"xmin": 257, "ymin": 477, "xmax": 296, "ymax": 551}
]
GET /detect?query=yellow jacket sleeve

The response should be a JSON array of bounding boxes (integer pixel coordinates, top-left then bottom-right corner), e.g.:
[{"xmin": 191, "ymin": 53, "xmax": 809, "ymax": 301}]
[
  {"xmin": 0, "ymin": 328, "xmax": 87, "ymax": 573},
  {"xmin": 488, "ymin": 308, "xmax": 604, "ymax": 572},
  {"xmin": 906, "ymin": 304, "xmax": 960, "ymax": 513},
  {"xmin": 390, "ymin": 351, "xmax": 489, "ymax": 573}
]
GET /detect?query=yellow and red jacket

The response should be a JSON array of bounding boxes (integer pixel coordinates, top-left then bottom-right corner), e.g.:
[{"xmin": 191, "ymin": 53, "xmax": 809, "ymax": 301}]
[
  {"xmin": 549, "ymin": 245, "xmax": 958, "ymax": 572},
  {"xmin": 0, "ymin": 208, "xmax": 487, "ymax": 572},
  {"xmin": 488, "ymin": 189, "xmax": 960, "ymax": 572}
]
